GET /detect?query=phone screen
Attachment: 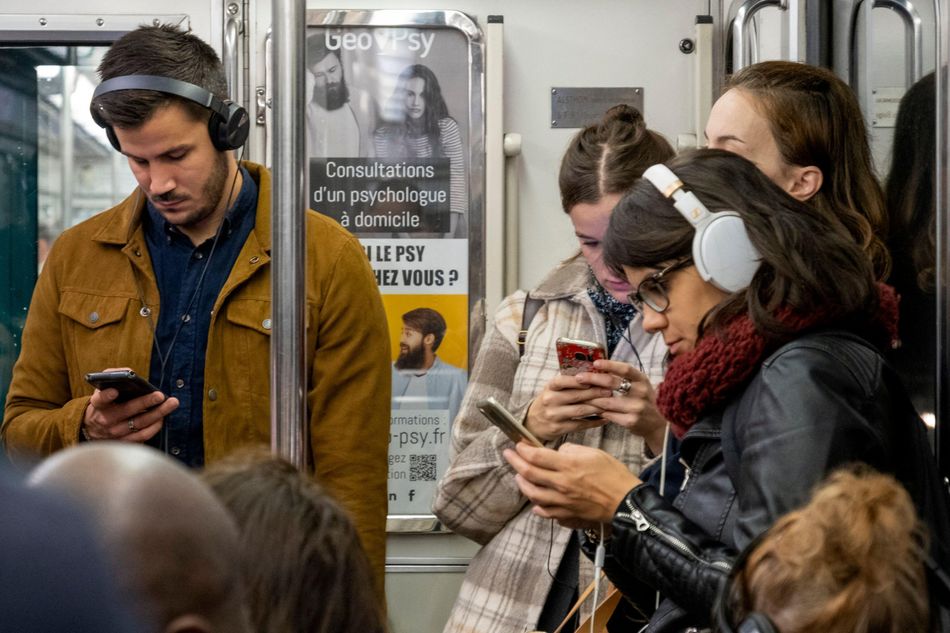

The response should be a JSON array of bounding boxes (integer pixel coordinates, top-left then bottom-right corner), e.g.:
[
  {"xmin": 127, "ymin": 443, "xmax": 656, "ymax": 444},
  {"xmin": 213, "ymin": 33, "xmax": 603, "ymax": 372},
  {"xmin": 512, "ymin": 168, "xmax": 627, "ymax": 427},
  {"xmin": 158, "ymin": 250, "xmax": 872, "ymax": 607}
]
[
  {"xmin": 476, "ymin": 397, "xmax": 544, "ymax": 447},
  {"xmin": 84, "ymin": 370, "xmax": 161, "ymax": 404}
]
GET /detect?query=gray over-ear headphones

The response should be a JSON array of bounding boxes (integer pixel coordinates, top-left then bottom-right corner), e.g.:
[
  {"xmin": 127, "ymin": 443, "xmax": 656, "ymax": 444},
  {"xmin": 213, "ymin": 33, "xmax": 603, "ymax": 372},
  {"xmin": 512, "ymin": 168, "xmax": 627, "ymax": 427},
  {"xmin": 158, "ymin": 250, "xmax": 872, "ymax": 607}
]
[
  {"xmin": 90, "ymin": 75, "xmax": 250, "ymax": 152},
  {"xmin": 643, "ymin": 164, "xmax": 760, "ymax": 293}
]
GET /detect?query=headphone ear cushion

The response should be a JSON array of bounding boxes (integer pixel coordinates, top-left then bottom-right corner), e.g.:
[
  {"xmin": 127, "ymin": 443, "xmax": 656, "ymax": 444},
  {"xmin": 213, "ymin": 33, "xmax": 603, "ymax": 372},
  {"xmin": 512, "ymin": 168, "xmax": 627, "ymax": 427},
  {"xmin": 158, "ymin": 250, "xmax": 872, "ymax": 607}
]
[
  {"xmin": 226, "ymin": 102, "xmax": 250, "ymax": 150},
  {"xmin": 694, "ymin": 213, "xmax": 760, "ymax": 293},
  {"xmin": 208, "ymin": 101, "xmax": 250, "ymax": 151},
  {"xmin": 90, "ymin": 102, "xmax": 122, "ymax": 152},
  {"xmin": 105, "ymin": 126, "xmax": 121, "ymax": 152},
  {"xmin": 207, "ymin": 112, "xmax": 229, "ymax": 151}
]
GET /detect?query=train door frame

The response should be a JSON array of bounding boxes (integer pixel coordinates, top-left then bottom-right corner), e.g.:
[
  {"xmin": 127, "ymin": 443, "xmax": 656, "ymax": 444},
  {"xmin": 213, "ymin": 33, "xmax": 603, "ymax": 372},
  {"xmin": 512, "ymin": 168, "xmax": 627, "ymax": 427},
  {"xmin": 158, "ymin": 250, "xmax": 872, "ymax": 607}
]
[{"xmin": 0, "ymin": 7, "xmax": 224, "ymax": 409}]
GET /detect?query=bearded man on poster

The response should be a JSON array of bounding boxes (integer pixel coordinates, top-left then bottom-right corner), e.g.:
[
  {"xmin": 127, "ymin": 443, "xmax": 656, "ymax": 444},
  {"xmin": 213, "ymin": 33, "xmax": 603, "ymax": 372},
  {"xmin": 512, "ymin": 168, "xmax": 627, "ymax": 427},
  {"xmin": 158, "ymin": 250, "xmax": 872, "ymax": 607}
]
[
  {"xmin": 306, "ymin": 33, "xmax": 362, "ymax": 158},
  {"xmin": 392, "ymin": 307, "xmax": 467, "ymax": 423}
]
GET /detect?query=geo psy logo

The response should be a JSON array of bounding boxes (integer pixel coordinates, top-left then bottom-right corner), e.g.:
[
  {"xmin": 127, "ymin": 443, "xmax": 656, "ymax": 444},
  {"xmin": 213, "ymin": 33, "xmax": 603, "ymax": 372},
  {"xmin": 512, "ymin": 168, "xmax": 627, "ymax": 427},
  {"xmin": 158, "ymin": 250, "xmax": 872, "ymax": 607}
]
[{"xmin": 324, "ymin": 28, "xmax": 436, "ymax": 58}]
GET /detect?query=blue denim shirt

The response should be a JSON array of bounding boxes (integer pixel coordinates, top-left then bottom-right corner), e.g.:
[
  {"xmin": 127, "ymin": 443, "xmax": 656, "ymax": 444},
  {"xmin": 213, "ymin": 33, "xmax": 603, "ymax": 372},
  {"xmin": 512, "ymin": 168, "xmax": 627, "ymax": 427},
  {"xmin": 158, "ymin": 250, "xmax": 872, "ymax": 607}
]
[{"xmin": 142, "ymin": 167, "xmax": 257, "ymax": 467}]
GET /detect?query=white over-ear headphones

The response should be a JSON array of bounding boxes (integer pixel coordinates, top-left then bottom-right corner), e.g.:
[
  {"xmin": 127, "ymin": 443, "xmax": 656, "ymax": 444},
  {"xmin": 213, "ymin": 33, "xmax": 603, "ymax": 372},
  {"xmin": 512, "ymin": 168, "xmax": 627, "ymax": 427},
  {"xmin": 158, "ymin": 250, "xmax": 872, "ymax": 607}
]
[{"xmin": 643, "ymin": 164, "xmax": 761, "ymax": 293}]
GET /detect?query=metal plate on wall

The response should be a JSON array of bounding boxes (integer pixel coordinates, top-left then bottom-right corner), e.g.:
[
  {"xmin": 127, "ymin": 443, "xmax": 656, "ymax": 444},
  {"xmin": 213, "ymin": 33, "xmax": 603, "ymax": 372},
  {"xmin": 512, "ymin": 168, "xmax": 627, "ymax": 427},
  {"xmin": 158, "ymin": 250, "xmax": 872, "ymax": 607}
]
[
  {"xmin": 551, "ymin": 87, "xmax": 643, "ymax": 128},
  {"xmin": 871, "ymin": 86, "xmax": 903, "ymax": 128}
]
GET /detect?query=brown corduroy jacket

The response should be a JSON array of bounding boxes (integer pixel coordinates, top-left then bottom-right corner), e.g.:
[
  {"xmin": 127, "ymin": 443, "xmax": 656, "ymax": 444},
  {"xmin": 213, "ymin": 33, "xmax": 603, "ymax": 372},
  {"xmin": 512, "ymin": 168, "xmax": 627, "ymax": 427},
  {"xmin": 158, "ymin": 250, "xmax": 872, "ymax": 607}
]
[{"xmin": 2, "ymin": 161, "xmax": 391, "ymax": 596}]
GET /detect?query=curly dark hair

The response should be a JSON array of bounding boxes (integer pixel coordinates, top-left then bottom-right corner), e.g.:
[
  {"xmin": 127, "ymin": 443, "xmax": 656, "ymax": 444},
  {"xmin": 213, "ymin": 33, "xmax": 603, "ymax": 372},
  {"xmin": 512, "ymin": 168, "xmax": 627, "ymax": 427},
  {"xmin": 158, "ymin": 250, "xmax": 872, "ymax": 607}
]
[{"xmin": 386, "ymin": 64, "xmax": 451, "ymax": 156}]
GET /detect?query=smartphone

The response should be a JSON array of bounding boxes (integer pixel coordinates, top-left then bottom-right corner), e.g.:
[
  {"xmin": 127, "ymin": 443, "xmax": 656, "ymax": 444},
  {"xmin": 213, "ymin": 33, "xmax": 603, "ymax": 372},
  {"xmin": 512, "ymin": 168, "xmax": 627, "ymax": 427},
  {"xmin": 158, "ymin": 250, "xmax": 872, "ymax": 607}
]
[
  {"xmin": 556, "ymin": 337, "xmax": 606, "ymax": 376},
  {"xmin": 476, "ymin": 396, "xmax": 544, "ymax": 448},
  {"xmin": 84, "ymin": 370, "xmax": 161, "ymax": 404}
]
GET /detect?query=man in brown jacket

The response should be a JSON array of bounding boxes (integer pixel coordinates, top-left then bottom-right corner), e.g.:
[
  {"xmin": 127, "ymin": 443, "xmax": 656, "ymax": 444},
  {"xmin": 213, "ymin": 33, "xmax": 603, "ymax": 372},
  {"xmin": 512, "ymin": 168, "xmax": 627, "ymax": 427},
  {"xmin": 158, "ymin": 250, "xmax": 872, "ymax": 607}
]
[{"xmin": 1, "ymin": 25, "xmax": 390, "ymax": 596}]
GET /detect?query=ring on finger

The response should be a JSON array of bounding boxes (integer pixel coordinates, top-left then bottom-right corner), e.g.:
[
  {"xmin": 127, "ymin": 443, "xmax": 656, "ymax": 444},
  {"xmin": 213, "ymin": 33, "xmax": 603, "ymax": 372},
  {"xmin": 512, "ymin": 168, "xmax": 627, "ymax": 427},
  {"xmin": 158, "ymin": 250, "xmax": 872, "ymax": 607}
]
[
  {"xmin": 615, "ymin": 378, "xmax": 632, "ymax": 396},
  {"xmin": 128, "ymin": 418, "xmax": 138, "ymax": 432}
]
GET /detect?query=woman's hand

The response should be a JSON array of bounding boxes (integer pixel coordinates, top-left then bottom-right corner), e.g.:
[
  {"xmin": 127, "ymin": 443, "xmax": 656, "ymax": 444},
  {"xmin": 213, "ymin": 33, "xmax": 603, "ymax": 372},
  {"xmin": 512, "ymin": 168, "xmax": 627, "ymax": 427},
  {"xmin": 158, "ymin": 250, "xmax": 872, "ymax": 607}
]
[
  {"xmin": 575, "ymin": 359, "xmax": 668, "ymax": 455},
  {"xmin": 504, "ymin": 442, "xmax": 641, "ymax": 529},
  {"xmin": 523, "ymin": 375, "xmax": 613, "ymax": 442}
]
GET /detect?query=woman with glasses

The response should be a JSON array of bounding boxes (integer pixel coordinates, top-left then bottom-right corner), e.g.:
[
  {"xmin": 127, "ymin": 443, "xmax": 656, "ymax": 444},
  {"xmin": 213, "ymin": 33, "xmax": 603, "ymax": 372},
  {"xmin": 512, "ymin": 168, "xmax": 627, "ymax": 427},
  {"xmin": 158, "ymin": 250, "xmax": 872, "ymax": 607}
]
[
  {"xmin": 433, "ymin": 105, "xmax": 673, "ymax": 633},
  {"xmin": 505, "ymin": 149, "xmax": 949, "ymax": 633}
]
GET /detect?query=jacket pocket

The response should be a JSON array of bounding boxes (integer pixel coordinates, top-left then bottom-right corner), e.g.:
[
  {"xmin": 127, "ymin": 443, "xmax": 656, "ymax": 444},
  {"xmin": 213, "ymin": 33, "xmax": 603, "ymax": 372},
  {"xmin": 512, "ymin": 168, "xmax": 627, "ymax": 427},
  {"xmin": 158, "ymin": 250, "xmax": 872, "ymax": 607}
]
[
  {"xmin": 59, "ymin": 291, "xmax": 128, "ymax": 329},
  {"xmin": 221, "ymin": 299, "xmax": 315, "ymax": 398},
  {"xmin": 226, "ymin": 299, "xmax": 273, "ymax": 336},
  {"xmin": 224, "ymin": 299, "xmax": 272, "ymax": 398},
  {"xmin": 58, "ymin": 291, "xmax": 142, "ymax": 379}
]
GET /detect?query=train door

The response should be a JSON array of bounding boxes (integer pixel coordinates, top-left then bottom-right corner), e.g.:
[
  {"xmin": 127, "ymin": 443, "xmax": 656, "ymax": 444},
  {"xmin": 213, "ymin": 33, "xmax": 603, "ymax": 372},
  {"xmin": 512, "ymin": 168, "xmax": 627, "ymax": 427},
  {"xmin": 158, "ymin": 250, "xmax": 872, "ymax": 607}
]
[
  {"xmin": 0, "ymin": 3, "xmax": 229, "ymax": 408},
  {"xmin": 721, "ymin": 0, "xmax": 943, "ymax": 457}
]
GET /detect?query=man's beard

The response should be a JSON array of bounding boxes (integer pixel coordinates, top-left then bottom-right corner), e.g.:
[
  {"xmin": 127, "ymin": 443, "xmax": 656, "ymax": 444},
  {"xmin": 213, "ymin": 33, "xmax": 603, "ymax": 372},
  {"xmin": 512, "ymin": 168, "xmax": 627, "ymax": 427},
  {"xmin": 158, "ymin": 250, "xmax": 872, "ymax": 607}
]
[
  {"xmin": 395, "ymin": 343, "xmax": 426, "ymax": 370},
  {"xmin": 312, "ymin": 79, "xmax": 349, "ymax": 111},
  {"xmin": 151, "ymin": 151, "xmax": 230, "ymax": 231}
]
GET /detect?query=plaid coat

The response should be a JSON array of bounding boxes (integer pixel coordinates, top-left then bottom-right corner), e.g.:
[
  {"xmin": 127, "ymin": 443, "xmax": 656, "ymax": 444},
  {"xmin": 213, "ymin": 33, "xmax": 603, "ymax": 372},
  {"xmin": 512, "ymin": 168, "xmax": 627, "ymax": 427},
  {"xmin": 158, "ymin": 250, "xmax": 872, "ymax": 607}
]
[{"xmin": 433, "ymin": 255, "xmax": 667, "ymax": 633}]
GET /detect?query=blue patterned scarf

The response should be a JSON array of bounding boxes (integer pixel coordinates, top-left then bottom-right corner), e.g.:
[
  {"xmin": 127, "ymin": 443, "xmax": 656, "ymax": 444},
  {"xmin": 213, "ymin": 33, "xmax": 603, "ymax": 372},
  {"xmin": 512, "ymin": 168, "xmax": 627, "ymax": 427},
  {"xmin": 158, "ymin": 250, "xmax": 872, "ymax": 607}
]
[{"xmin": 587, "ymin": 271, "xmax": 637, "ymax": 355}]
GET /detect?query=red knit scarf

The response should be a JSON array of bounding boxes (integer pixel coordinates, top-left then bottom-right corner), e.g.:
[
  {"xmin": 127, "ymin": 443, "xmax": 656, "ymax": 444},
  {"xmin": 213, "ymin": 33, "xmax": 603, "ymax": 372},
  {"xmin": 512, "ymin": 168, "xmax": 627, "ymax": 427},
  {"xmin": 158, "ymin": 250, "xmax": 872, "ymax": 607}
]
[{"xmin": 656, "ymin": 284, "xmax": 900, "ymax": 438}]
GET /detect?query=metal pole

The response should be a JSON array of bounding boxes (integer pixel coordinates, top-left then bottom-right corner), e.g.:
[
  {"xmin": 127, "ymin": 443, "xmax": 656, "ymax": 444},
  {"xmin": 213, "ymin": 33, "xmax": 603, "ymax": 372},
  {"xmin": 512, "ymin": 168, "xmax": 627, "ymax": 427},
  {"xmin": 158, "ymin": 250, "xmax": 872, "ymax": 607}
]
[
  {"xmin": 484, "ymin": 16, "xmax": 505, "ymax": 311},
  {"xmin": 935, "ymin": 0, "xmax": 948, "ymax": 480},
  {"xmin": 270, "ymin": 0, "xmax": 308, "ymax": 468}
]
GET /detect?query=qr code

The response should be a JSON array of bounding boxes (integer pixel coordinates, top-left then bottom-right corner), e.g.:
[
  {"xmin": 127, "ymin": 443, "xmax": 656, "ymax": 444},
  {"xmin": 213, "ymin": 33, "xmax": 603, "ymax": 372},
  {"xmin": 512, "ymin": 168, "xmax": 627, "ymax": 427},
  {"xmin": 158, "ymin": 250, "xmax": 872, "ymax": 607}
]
[{"xmin": 410, "ymin": 454, "xmax": 437, "ymax": 482}]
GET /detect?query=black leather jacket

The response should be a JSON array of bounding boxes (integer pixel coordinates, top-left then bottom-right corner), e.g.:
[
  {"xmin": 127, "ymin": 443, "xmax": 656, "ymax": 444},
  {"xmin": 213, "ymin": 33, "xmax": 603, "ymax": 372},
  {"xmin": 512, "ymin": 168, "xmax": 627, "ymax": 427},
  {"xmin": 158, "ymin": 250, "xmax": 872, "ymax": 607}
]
[{"xmin": 589, "ymin": 330, "xmax": 948, "ymax": 633}]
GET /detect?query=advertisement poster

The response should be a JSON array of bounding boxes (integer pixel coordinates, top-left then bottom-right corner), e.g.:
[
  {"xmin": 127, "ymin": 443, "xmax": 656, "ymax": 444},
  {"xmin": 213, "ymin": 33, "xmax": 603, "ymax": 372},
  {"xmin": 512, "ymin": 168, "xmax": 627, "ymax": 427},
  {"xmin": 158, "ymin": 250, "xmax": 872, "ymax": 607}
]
[{"xmin": 305, "ymin": 24, "xmax": 471, "ymax": 515}]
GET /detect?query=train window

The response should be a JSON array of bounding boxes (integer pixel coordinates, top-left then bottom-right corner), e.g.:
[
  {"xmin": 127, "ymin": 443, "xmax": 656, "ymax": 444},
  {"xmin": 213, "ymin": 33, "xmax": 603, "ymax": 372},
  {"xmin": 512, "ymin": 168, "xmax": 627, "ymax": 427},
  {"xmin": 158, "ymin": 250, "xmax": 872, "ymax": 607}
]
[
  {"xmin": 33, "ymin": 48, "xmax": 135, "ymax": 268},
  {"xmin": 0, "ymin": 45, "xmax": 136, "ymax": 405}
]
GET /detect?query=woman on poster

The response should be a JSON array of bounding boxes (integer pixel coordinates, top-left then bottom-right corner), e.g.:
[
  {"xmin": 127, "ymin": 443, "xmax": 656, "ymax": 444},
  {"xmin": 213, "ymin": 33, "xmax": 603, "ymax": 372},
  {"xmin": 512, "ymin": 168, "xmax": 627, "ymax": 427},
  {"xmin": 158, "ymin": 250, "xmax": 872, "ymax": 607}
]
[{"xmin": 373, "ymin": 64, "xmax": 466, "ymax": 237}]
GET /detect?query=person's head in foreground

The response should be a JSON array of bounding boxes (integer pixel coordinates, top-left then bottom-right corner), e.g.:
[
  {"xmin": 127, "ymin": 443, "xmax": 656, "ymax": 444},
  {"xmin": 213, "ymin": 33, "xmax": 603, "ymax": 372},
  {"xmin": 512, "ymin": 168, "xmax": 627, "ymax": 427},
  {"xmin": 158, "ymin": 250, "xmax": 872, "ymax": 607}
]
[
  {"xmin": 29, "ymin": 443, "xmax": 251, "ymax": 633},
  {"xmin": 202, "ymin": 449, "xmax": 387, "ymax": 633},
  {"xmin": 717, "ymin": 467, "xmax": 930, "ymax": 633}
]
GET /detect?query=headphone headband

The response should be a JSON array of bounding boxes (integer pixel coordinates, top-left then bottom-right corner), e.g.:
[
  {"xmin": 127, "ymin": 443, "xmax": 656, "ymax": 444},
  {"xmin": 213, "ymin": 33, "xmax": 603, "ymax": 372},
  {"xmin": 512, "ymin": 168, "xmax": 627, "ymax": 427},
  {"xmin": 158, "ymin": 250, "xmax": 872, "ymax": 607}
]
[
  {"xmin": 92, "ymin": 74, "xmax": 229, "ymax": 118},
  {"xmin": 90, "ymin": 74, "xmax": 249, "ymax": 152},
  {"xmin": 643, "ymin": 164, "xmax": 713, "ymax": 226}
]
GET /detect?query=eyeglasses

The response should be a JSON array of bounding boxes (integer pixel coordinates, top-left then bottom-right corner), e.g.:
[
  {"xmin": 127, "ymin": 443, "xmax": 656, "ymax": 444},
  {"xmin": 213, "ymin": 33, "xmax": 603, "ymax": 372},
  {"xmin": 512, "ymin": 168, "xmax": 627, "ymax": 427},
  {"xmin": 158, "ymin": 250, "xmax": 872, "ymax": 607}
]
[{"xmin": 628, "ymin": 257, "xmax": 693, "ymax": 313}]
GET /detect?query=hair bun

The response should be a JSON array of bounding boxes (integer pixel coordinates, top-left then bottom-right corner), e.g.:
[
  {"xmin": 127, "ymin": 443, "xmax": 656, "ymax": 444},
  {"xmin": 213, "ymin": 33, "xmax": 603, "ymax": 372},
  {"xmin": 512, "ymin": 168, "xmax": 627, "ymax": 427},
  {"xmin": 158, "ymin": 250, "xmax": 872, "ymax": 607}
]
[{"xmin": 603, "ymin": 104, "xmax": 645, "ymax": 129}]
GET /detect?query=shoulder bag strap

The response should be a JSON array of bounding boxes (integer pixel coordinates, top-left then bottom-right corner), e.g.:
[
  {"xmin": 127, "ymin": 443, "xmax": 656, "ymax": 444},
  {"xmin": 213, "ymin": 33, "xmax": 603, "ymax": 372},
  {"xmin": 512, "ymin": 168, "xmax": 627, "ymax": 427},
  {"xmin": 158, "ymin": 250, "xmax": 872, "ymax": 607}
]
[{"xmin": 519, "ymin": 295, "xmax": 544, "ymax": 358}]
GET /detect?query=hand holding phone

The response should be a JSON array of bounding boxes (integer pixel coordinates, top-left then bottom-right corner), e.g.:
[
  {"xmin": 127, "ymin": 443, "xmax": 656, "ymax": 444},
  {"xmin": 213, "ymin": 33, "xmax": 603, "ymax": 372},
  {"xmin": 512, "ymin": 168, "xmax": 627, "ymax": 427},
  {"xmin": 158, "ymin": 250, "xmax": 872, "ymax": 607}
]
[
  {"xmin": 476, "ymin": 397, "xmax": 544, "ymax": 448},
  {"xmin": 556, "ymin": 337, "xmax": 606, "ymax": 376},
  {"xmin": 82, "ymin": 369, "xmax": 177, "ymax": 443},
  {"xmin": 85, "ymin": 370, "xmax": 162, "ymax": 404}
]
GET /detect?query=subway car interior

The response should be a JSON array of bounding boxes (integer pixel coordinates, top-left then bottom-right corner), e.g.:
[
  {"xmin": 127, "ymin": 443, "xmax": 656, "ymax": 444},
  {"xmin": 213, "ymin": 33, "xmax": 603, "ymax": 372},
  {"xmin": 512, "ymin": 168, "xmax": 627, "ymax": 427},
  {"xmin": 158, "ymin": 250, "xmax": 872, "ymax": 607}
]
[{"xmin": 0, "ymin": 1, "xmax": 948, "ymax": 632}]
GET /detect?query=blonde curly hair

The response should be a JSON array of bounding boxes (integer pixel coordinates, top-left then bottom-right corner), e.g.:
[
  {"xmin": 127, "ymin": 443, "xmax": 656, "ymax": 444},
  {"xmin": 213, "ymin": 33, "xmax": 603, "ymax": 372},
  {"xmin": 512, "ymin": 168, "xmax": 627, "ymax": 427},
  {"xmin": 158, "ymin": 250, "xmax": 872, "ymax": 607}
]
[{"xmin": 728, "ymin": 467, "xmax": 929, "ymax": 633}]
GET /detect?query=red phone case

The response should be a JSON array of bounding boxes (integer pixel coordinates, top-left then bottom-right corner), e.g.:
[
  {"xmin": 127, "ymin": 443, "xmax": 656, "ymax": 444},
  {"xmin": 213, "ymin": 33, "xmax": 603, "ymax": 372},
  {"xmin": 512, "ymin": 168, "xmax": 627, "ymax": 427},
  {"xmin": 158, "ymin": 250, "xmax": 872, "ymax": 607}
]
[{"xmin": 556, "ymin": 338, "xmax": 606, "ymax": 376}]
